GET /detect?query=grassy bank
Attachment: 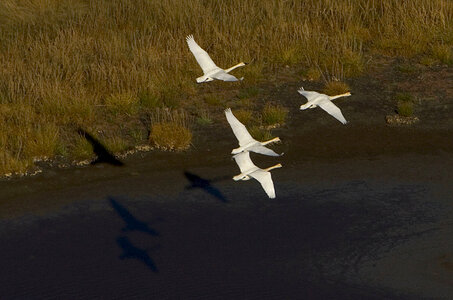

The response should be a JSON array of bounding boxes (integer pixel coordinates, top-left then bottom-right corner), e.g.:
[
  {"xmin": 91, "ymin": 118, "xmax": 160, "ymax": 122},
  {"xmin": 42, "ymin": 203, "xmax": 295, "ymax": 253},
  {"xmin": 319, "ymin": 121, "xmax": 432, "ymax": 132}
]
[{"xmin": 0, "ymin": 0, "xmax": 452, "ymax": 175}]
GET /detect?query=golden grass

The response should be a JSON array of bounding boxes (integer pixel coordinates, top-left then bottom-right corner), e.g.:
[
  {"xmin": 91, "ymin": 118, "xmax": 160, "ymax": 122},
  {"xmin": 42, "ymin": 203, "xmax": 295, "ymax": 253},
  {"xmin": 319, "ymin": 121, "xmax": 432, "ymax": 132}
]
[
  {"xmin": 323, "ymin": 81, "xmax": 351, "ymax": 96},
  {"xmin": 261, "ymin": 104, "xmax": 288, "ymax": 127},
  {"xmin": 0, "ymin": 0, "xmax": 452, "ymax": 174},
  {"xmin": 149, "ymin": 108, "xmax": 192, "ymax": 151}
]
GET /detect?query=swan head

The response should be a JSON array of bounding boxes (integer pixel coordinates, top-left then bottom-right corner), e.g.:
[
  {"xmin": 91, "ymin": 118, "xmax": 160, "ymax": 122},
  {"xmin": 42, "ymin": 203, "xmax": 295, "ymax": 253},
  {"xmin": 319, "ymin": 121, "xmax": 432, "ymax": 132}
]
[
  {"xmin": 233, "ymin": 173, "xmax": 247, "ymax": 181},
  {"xmin": 196, "ymin": 76, "xmax": 214, "ymax": 83},
  {"xmin": 300, "ymin": 103, "xmax": 310, "ymax": 110},
  {"xmin": 231, "ymin": 148, "xmax": 242, "ymax": 155}
]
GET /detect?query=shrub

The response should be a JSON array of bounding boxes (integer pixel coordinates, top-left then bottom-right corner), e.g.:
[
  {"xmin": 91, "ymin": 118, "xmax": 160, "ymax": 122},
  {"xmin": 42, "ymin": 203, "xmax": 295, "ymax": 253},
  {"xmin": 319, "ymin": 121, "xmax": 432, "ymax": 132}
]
[
  {"xmin": 233, "ymin": 109, "xmax": 254, "ymax": 126},
  {"xmin": 149, "ymin": 122, "xmax": 192, "ymax": 151},
  {"xmin": 397, "ymin": 101, "xmax": 414, "ymax": 117},
  {"xmin": 261, "ymin": 104, "xmax": 288, "ymax": 127},
  {"xmin": 249, "ymin": 126, "xmax": 273, "ymax": 141},
  {"xmin": 323, "ymin": 81, "xmax": 350, "ymax": 96}
]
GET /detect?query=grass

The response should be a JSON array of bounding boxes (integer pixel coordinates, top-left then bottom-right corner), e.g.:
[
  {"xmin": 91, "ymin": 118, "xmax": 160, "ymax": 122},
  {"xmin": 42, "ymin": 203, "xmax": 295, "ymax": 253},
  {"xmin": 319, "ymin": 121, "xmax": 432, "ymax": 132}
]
[
  {"xmin": 149, "ymin": 108, "xmax": 193, "ymax": 151},
  {"xmin": 0, "ymin": 0, "xmax": 452, "ymax": 174},
  {"xmin": 395, "ymin": 92, "xmax": 415, "ymax": 117},
  {"xmin": 261, "ymin": 104, "xmax": 288, "ymax": 127},
  {"xmin": 323, "ymin": 81, "xmax": 351, "ymax": 96}
]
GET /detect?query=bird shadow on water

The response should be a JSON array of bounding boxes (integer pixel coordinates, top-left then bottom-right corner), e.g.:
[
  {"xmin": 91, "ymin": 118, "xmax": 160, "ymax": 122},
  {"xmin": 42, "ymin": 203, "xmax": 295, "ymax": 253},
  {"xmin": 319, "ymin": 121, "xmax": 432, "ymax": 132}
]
[
  {"xmin": 183, "ymin": 171, "xmax": 231, "ymax": 203},
  {"xmin": 77, "ymin": 128, "xmax": 124, "ymax": 166},
  {"xmin": 109, "ymin": 197, "xmax": 160, "ymax": 272},
  {"xmin": 109, "ymin": 197, "xmax": 160, "ymax": 236},
  {"xmin": 117, "ymin": 236, "xmax": 159, "ymax": 273}
]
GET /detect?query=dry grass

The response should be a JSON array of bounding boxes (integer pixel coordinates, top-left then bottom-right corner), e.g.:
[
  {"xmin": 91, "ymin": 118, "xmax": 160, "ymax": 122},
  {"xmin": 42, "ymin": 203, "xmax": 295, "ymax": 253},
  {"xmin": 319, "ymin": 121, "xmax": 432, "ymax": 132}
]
[
  {"xmin": 323, "ymin": 81, "xmax": 351, "ymax": 96},
  {"xmin": 149, "ymin": 108, "xmax": 192, "ymax": 151},
  {"xmin": 261, "ymin": 104, "xmax": 288, "ymax": 127},
  {"xmin": 0, "ymin": 0, "xmax": 452, "ymax": 174}
]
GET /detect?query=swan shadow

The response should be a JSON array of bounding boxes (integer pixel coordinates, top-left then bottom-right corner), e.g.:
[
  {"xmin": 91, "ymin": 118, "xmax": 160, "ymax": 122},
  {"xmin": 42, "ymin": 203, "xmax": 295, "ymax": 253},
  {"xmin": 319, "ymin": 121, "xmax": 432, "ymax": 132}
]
[
  {"xmin": 109, "ymin": 197, "xmax": 160, "ymax": 236},
  {"xmin": 184, "ymin": 171, "xmax": 230, "ymax": 203},
  {"xmin": 77, "ymin": 128, "xmax": 124, "ymax": 166},
  {"xmin": 117, "ymin": 236, "xmax": 159, "ymax": 272}
]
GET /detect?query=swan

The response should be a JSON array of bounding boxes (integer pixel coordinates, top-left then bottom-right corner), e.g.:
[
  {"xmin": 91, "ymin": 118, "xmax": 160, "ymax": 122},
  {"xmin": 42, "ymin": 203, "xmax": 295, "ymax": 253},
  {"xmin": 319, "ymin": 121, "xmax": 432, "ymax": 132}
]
[
  {"xmin": 233, "ymin": 151, "xmax": 282, "ymax": 199},
  {"xmin": 225, "ymin": 108, "xmax": 282, "ymax": 156},
  {"xmin": 186, "ymin": 35, "xmax": 246, "ymax": 83},
  {"xmin": 298, "ymin": 87, "xmax": 351, "ymax": 124}
]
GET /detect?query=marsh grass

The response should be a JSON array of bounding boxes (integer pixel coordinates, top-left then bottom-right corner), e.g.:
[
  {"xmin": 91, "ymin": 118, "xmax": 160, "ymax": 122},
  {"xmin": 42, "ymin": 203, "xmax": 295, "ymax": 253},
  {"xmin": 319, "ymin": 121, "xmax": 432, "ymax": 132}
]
[
  {"xmin": 323, "ymin": 81, "xmax": 351, "ymax": 96},
  {"xmin": 395, "ymin": 93, "xmax": 415, "ymax": 117},
  {"xmin": 261, "ymin": 104, "xmax": 288, "ymax": 127},
  {"xmin": 149, "ymin": 108, "xmax": 193, "ymax": 151},
  {"xmin": 233, "ymin": 109, "xmax": 255, "ymax": 126},
  {"xmin": 249, "ymin": 126, "xmax": 273, "ymax": 142},
  {"xmin": 0, "ymin": 0, "xmax": 452, "ymax": 174}
]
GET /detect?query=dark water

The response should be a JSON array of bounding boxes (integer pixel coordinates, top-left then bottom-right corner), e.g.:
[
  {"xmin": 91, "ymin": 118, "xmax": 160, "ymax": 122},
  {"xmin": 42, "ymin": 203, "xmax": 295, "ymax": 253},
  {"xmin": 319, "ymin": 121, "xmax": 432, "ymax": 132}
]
[{"xmin": 1, "ymin": 124, "xmax": 453, "ymax": 299}]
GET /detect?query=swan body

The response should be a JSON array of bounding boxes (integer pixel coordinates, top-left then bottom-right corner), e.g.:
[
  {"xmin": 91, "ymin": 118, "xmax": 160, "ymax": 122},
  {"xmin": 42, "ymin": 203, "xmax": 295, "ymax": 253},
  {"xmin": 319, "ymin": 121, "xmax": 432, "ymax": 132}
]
[
  {"xmin": 298, "ymin": 87, "xmax": 351, "ymax": 124},
  {"xmin": 186, "ymin": 35, "xmax": 246, "ymax": 83},
  {"xmin": 225, "ymin": 108, "xmax": 282, "ymax": 156},
  {"xmin": 233, "ymin": 151, "xmax": 282, "ymax": 199}
]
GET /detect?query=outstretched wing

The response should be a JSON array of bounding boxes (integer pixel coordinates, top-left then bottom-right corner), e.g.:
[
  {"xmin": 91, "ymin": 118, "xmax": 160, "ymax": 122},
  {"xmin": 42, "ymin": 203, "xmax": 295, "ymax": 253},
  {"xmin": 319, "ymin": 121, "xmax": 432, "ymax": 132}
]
[
  {"xmin": 317, "ymin": 98, "xmax": 348, "ymax": 124},
  {"xmin": 249, "ymin": 169, "xmax": 276, "ymax": 199},
  {"xmin": 233, "ymin": 152, "xmax": 256, "ymax": 173},
  {"xmin": 225, "ymin": 108, "xmax": 255, "ymax": 146},
  {"xmin": 297, "ymin": 87, "xmax": 320, "ymax": 101},
  {"xmin": 212, "ymin": 71, "xmax": 239, "ymax": 82},
  {"xmin": 186, "ymin": 35, "xmax": 218, "ymax": 74},
  {"xmin": 249, "ymin": 145, "xmax": 280, "ymax": 157}
]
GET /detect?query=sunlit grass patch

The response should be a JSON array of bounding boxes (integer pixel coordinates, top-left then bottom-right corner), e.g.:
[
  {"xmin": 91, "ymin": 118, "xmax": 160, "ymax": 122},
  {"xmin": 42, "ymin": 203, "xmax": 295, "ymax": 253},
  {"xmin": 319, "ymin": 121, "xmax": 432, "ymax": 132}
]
[
  {"xmin": 323, "ymin": 81, "xmax": 350, "ymax": 96},
  {"xmin": 105, "ymin": 92, "xmax": 139, "ymax": 115},
  {"xmin": 397, "ymin": 101, "xmax": 414, "ymax": 117},
  {"xmin": 395, "ymin": 92, "xmax": 415, "ymax": 117},
  {"xmin": 233, "ymin": 109, "xmax": 254, "ymax": 126},
  {"xmin": 149, "ymin": 108, "xmax": 192, "ymax": 151},
  {"xmin": 431, "ymin": 44, "xmax": 453, "ymax": 65},
  {"xmin": 249, "ymin": 126, "xmax": 273, "ymax": 141},
  {"xmin": 261, "ymin": 104, "xmax": 287, "ymax": 127}
]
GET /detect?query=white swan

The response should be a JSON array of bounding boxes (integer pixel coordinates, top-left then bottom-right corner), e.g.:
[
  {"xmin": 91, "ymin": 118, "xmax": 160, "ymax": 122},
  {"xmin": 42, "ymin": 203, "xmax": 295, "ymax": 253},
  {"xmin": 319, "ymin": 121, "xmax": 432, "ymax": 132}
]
[
  {"xmin": 298, "ymin": 87, "xmax": 351, "ymax": 124},
  {"xmin": 186, "ymin": 35, "xmax": 246, "ymax": 83},
  {"xmin": 233, "ymin": 151, "xmax": 282, "ymax": 199},
  {"xmin": 225, "ymin": 108, "xmax": 282, "ymax": 156}
]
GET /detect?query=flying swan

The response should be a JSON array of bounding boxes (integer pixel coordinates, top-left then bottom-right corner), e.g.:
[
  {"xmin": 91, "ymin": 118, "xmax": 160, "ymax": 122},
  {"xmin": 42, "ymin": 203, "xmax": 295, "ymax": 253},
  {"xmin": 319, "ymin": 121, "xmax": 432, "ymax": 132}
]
[
  {"xmin": 233, "ymin": 151, "xmax": 282, "ymax": 199},
  {"xmin": 225, "ymin": 108, "xmax": 282, "ymax": 156},
  {"xmin": 186, "ymin": 35, "xmax": 246, "ymax": 83},
  {"xmin": 298, "ymin": 87, "xmax": 351, "ymax": 124}
]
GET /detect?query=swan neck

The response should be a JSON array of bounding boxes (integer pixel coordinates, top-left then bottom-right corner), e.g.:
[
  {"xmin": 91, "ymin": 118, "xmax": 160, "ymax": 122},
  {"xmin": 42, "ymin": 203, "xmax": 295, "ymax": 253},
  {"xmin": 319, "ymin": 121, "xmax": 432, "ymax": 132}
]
[
  {"xmin": 262, "ymin": 137, "xmax": 279, "ymax": 145},
  {"xmin": 225, "ymin": 62, "xmax": 245, "ymax": 73},
  {"xmin": 265, "ymin": 164, "xmax": 282, "ymax": 172},
  {"xmin": 329, "ymin": 92, "xmax": 351, "ymax": 100}
]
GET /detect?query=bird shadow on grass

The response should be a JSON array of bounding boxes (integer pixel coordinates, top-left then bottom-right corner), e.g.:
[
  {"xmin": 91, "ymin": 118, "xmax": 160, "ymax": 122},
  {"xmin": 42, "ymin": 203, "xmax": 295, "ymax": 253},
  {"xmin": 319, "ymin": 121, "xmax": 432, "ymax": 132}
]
[
  {"xmin": 183, "ymin": 171, "xmax": 231, "ymax": 203},
  {"xmin": 117, "ymin": 236, "xmax": 159, "ymax": 273},
  {"xmin": 109, "ymin": 197, "xmax": 160, "ymax": 236},
  {"xmin": 77, "ymin": 128, "xmax": 124, "ymax": 166}
]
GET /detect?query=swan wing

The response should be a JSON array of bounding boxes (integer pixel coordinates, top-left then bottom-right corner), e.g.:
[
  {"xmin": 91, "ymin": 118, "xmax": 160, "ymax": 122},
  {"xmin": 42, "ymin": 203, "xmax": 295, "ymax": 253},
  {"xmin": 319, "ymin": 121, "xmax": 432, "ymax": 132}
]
[
  {"xmin": 249, "ymin": 169, "xmax": 276, "ymax": 199},
  {"xmin": 212, "ymin": 71, "xmax": 240, "ymax": 82},
  {"xmin": 225, "ymin": 108, "xmax": 255, "ymax": 146},
  {"xmin": 233, "ymin": 152, "xmax": 256, "ymax": 173},
  {"xmin": 317, "ymin": 98, "xmax": 348, "ymax": 124},
  {"xmin": 186, "ymin": 35, "xmax": 218, "ymax": 74},
  {"xmin": 249, "ymin": 145, "xmax": 280, "ymax": 157},
  {"xmin": 297, "ymin": 87, "xmax": 320, "ymax": 101}
]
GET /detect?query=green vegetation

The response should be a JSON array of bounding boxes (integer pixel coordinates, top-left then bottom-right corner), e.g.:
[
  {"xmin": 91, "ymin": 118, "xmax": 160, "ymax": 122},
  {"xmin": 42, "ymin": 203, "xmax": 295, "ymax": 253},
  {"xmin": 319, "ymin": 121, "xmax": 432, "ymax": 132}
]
[
  {"xmin": 323, "ymin": 81, "xmax": 351, "ymax": 96},
  {"xmin": 261, "ymin": 104, "xmax": 288, "ymax": 127},
  {"xmin": 249, "ymin": 126, "xmax": 273, "ymax": 142},
  {"xmin": 0, "ymin": 0, "xmax": 452, "ymax": 174},
  {"xmin": 149, "ymin": 108, "xmax": 192, "ymax": 151},
  {"xmin": 395, "ymin": 93, "xmax": 415, "ymax": 117}
]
